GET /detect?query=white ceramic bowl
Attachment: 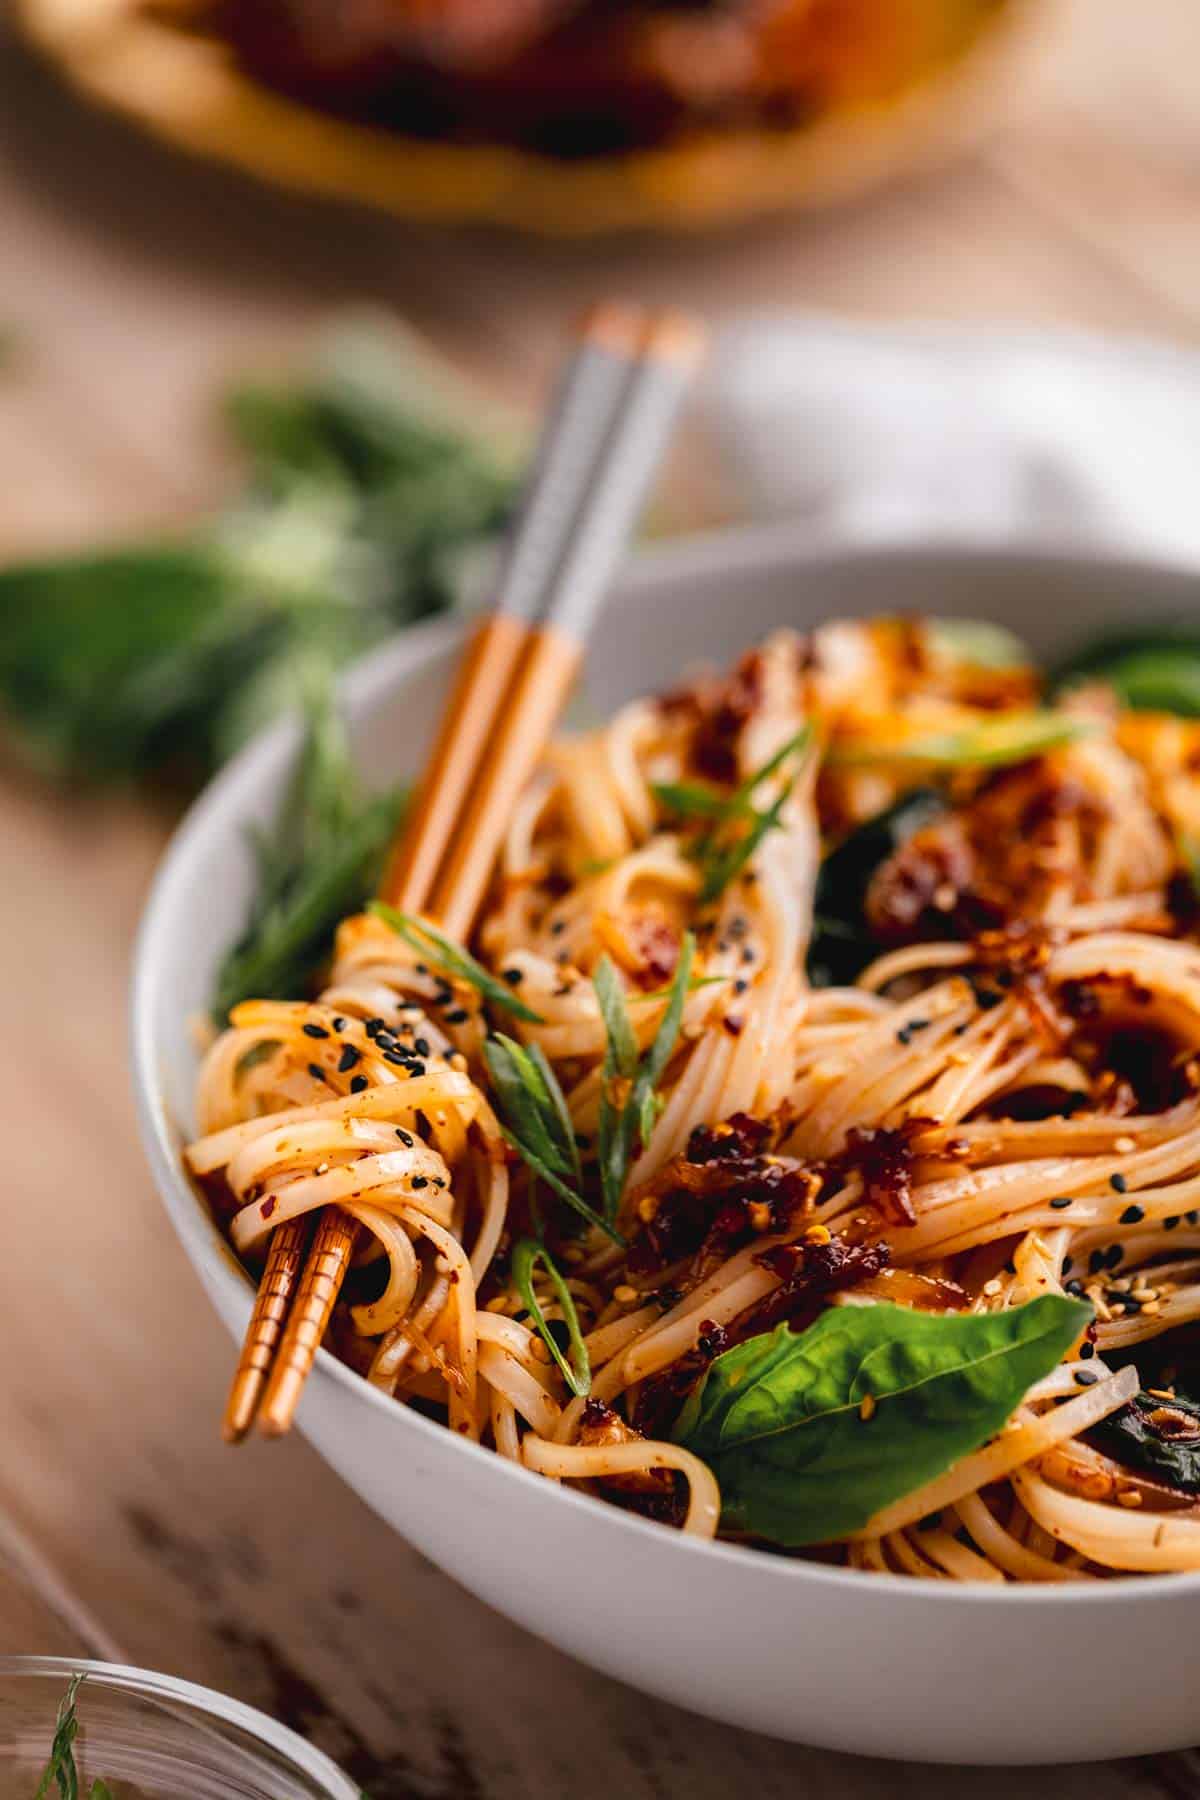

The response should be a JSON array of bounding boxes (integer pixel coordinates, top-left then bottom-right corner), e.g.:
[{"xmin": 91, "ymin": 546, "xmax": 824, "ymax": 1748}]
[{"xmin": 133, "ymin": 527, "xmax": 1200, "ymax": 1765}]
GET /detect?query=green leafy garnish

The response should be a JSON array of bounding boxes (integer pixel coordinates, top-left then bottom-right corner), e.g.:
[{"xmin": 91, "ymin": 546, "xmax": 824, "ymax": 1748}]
[
  {"xmin": 1052, "ymin": 625, "xmax": 1200, "ymax": 717},
  {"xmin": 655, "ymin": 728, "xmax": 812, "ymax": 905},
  {"xmin": 829, "ymin": 712, "xmax": 1091, "ymax": 769},
  {"xmin": 483, "ymin": 1035, "xmax": 619, "ymax": 1243},
  {"xmin": 674, "ymin": 1294, "xmax": 1090, "ymax": 1547},
  {"xmin": 33, "ymin": 1675, "xmax": 115, "ymax": 1799},
  {"xmin": 807, "ymin": 787, "xmax": 947, "ymax": 987},
  {"xmin": 925, "ymin": 618, "xmax": 1030, "ymax": 670},
  {"xmin": 213, "ymin": 687, "xmax": 403, "ymax": 1021},
  {"xmin": 1088, "ymin": 1389, "xmax": 1200, "ymax": 1494},
  {"xmin": 594, "ymin": 933, "xmax": 694, "ymax": 1222},
  {"xmin": 511, "ymin": 1236, "xmax": 591, "ymax": 1396},
  {"xmin": 371, "ymin": 905, "xmax": 543, "ymax": 1023},
  {"xmin": 0, "ymin": 318, "xmax": 518, "ymax": 790}
]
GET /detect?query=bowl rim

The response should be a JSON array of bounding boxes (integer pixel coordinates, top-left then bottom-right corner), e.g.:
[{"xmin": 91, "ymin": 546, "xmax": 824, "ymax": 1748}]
[
  {"xmin": 0, "ymin": 1655, "xmax": 358, "ymax": 1795},
  {"xmin": 131, "ymin": 520, "xmax": 1200, "ymax": 1610}
]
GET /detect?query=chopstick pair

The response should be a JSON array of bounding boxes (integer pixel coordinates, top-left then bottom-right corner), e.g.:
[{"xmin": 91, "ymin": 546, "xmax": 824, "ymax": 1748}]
[{"xmin": 223, "ymin": 301, "xmax": 706, "ymax": 1444}]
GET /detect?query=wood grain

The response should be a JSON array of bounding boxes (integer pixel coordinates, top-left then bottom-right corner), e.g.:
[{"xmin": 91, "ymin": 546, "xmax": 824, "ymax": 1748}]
[{"xmin": 1, "ymin": 2, "xmax": 1198, "ymax": 1790}]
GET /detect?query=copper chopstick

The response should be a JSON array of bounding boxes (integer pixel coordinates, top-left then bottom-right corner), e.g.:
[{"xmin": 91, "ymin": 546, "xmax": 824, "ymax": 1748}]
[{"xmin": 222, "ymin": 302, "xmax": 704, "ymax": 1442}]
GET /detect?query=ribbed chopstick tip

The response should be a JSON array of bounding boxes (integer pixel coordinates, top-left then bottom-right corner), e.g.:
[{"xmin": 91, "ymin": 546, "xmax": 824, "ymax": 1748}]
[
  {"xmin": 642, "ymin": 307, "xmax": 708, "ymax": 373},
  {"xmin": 577, "ymin": 299, "xmax": 648, "ymax": 357}
]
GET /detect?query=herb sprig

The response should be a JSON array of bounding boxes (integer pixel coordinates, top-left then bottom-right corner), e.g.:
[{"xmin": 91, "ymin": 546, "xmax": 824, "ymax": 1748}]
[
  {"xmin": 483, "ymin": 1035, "xmax": 619, "ymax": 1243},
  {"xmin": 34, "ymin": 1675, "xmax": 114, "ymax": 1800},
  {"xmin": 655, "ymin": 728, "xmax": 812, "ymax": 905},
  {"xmin": 214, "ymin": 688, "xmax": 403, "ymax": 1020},
  {"xmin": 0, "ymin": 318, "xmax": 518, "ymax": 791},
  {"xmin": 828, "ymin": 713, "xmax": 1092, "ymax": 769},
  {"xmin": 511, "ymin": 1237, "xmax": 591, "ymax": 1396},
  {"xmin": 594, "ymin": 932, "xmax": 695, "ymax": 1222},
  {"xmin": 371, "ymin": 905, "xmax": 543, "ymax": 1023}
]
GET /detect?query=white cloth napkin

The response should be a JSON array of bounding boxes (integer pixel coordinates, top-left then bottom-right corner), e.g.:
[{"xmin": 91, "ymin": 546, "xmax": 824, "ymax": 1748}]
[{"xmin": 703, "ymin": 315, "xmax": 1200, "ymax": 563}]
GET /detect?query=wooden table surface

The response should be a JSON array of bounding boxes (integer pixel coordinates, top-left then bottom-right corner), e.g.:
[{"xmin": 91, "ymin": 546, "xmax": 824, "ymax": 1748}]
[{"xmin": 3, "ymin": 3, "xmax": 1200, "ymax": 1791}]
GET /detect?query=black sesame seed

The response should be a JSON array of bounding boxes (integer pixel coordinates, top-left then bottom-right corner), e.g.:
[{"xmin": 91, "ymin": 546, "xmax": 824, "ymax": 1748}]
[
  {"xmin": 1105, "ymin": 1245, "xmax": 1124, "ymax": 1270},
  {"xmin": 332, "ymin": 1017, "xmax": 346, "ymax": 1032},
  {"xmin": 734, "ymin": 979, "xmax": 748, "ymax": 995},
  {"xmin": 1049, "ymin": 1197, "xmax": 1074, "ymax": 1210},
  {"xmin": 415, "ymin": 963, "xmax": 428, "ymax": 975},
  {"xmin": 1110, "ymin": 1173, "xmax": 1128, "ymax": 1193},
  {"xmin": 1119, "ymin": 1204, "xmax": 1145, "ymax": 1225},
  {"xmin": 741, "ymin": 948, "xmax": 755, "ymax": 965},
  {"xmin": 976, "ymin": 988, "xmax": 1002, "ymax": 1011},
  {"xmin": 1065, "ymin": 1279, "xmax": 1084, "ymax": 1297},
  {"xmin": 414, "ymin": 1038, "xmax": 431, "ymax": 1057},
  {"xmin": 1164, "ymin": 1215, "xmax": 1181, "ymax": 1231},
  {"xmin": 307, "ymin": 1063, "xmax": 326, "ymax": 1082},
  {"xmin": 550, "ymin": 920, "xmax": 566, "ymax": 936},
  {"xmin": 1088, "ymin": 1249, "xmax": 1106, "ymax": 1274},
  {"xmin": 1190, "ymin": 1211, "xmax": 1200, "ymax": 1226},
  {"xmin": 338, "ymin": 1045, "xmax": 361, "ymax": 1073},
  {"xmin": 1063, "ymin": 1257, "xmax": 1074, "ymax": 1275},
  {"xmin": 365, "ymin": 1019, "xmax": 385, "ymax": 1038},
  {"xmin": 350, "ymin": 1075, "xmax": 368, "ymax": 1094},
  {"xmin": 1074, "ymin": 1369, "xmax": 1099, "ymax": 1386},
  {"xmin": 1080, "ymin": 1339, "xmax": 1095, "ymax": 1360},
  {"xmin": 396, "ymin": 1128, "xmax": 414, "ymax": 1145},
  {"xmin": 303, "ymin": 1022, "xmax": 329, "ymax": 1039},
  {"xmin": 503, "ymin": 968, "xmax": 523, "ymax": 985},
  {"xmin": 444, "ymin": 1009, "xmax": 469, "ymax": 1025},
  {"xmin": 411, "ymin": 1175, "xmax": 429, "ymax": 1190}
]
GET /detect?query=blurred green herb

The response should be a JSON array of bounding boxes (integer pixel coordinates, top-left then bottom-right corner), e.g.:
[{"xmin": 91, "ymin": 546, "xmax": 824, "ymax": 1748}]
[
  {"xmin": 0, "ymin": 317, "xmax": 519, "ymax": 790},
  {"xmin": 34, "ymin": 1674, "xmax": 114, "ymax": 1799},
  {"xmin": 1052, "ymin": 625, "xmax": 1200, "ymax": 717},
  {"xmin": 828, "ymin": 712, "xmax": 1091, "ymax": 769},
  {"xmin": 655, "ymin": 728, "xmax": 812, "ymax": 904},
  {"xmin": 213, "ymin": 687, "xmax": 403, "ymax": 1021}
]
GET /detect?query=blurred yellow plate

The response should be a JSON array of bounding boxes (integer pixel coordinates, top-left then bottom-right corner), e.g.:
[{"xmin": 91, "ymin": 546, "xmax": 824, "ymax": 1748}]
[{"xmin": 17, "ymin": 0, "xmax": 1052, "ymax": 234}]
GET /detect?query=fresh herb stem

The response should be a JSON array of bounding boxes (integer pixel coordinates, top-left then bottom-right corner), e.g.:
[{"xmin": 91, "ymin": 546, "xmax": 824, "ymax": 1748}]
[
  {"xmin": 594, "ymin": 933, "xmax": 695, "ymax": 1222},
  {"xmin": 511, "ymin": 1237, "xmax": 591, "ymax": 1397},
  {"xmin": 370, "ymin": 905, "xmax": 543, "ymax": 1023},
  {"xmin": 484, "ymin": 1035, "xmax": 622, "ymax": 1244},
  {"xmin": 828, "ymin": 713, "xmax": 1092, "ymax": 768},
  {"xmin": 34, "ymin": 1674, "xmax": 115, "ymax": 1799},
  {"xmin": 656, "ymin": 727, "xmax": 812, "ymax": 905},
  {"xmin": 213, "ymin": 688, "xmax": 403, "ymax": 1020}
]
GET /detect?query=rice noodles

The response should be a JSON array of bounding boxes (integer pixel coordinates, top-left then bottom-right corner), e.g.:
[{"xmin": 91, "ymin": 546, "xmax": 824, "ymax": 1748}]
[{"xmin": 187, "ymin": 617, "xmax": 1200, "ymax": 1579}]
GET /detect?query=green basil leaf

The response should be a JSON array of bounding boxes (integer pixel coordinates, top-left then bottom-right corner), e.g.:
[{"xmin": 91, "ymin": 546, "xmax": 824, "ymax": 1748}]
[
  {"xmin": 674, "ymin": 1295, "xmax": 1091, "ymax": 1547},
  {"xmin": 511, "ymin": 1236, "xmax": 591, "ymax": 1397},
  {"xmin": 829, "ymin": 713, "xmax": 1092, "ymax": 769},
  {"xmin": 1087, "ymin": 1390, "xmax": 1200, "ymax": 1494},
  {"xmin": 370, "ymin": 904, "xmax": 543, "ymax": 1022},
  {"xmin": 806, "ymin": 787, "xmax": 947, "ymax": 987}
]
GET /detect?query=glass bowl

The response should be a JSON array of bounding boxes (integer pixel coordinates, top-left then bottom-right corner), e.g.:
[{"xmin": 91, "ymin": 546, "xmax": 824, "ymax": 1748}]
[{"xmin": 0, "ymin": 1656, "xmax": 358, "ymax": 1799}]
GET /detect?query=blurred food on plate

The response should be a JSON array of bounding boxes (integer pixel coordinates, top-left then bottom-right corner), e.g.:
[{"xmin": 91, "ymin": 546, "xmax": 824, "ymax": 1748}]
[{"xmin": 16, "ymin": 0, "xmax": 1048, "ymax": 229}]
